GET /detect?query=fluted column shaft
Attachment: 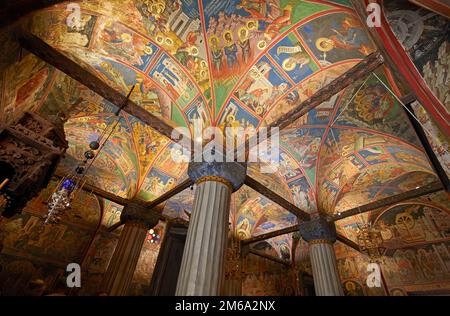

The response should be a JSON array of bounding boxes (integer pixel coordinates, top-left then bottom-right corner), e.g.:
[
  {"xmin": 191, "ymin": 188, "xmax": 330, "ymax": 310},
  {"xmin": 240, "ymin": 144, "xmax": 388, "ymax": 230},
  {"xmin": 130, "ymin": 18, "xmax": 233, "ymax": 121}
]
[
  {"xmin": 102, "ymin": 221, "xmax": 148, "ymax": 296},
  {"xmin": 101, "ymin": 200, "xmax": 160, "ymax": 296},
  {"xmin": 176, "ymin": 179, "xmax": 231, "ymax": 296},
  {"xmin": 309, "ymin": 241, "xmax": 344, "ymax": 296},
  {"xmin": 222, "ymin": 277, "xmax": 242, "ymax": 296},
  {"xmin": 299, "ymin": 217, "xmax": 343, "ymax": 296}
]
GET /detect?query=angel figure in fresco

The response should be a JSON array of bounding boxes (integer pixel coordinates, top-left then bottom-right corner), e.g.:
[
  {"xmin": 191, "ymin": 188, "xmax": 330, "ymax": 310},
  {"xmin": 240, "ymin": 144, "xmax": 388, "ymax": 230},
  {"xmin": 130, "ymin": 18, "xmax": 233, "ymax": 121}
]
[
  {"xmin": 263, "ymin": 5, "xmax": 293, "ymax": 40},
  {"xmin": 237, "ymin": 0, "xmax": 269, "ymax": 21},
  {"xmin": 149, "ymin": 176, "xmax": 166, "ymax": 195},
  {"xmin": 330, "ymin": 16, "xmax": 371, "ymax": 55}
]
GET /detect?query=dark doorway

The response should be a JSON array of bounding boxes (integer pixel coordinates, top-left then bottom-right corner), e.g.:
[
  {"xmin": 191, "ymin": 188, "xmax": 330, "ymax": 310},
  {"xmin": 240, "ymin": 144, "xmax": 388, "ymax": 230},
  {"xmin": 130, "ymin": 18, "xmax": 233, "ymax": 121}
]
[
  {"xmin": 300, "ymin": 273, "xmax": 316, "ymax": 296},
  {"xmin": 0, "ymin": 161, "xmax": 14, "ymax": 187},
  {"xmin": 148, "ymin": 224, "xmax": 187, "ymax": 296}
]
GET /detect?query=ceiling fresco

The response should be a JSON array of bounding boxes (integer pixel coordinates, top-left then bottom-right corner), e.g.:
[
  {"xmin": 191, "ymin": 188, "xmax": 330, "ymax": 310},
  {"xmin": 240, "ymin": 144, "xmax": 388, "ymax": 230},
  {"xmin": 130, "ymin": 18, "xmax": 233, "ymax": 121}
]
[
  {"xmin": 233, "ymin": 185, "xmax": 297, "ymax": 239},
  {"xmin": 0, "ymin": 0, "xmax": 443, "ymax": 246},
  {"xmin": 336, "ymin": 191, "xmax": 450, "ymax": 245},
  {"xmin": 24, "ymin": 0, "xmax": 377, "ymax": 133},
  {"xmin": 2, "ymin": 0, "xmax": 450, "ymax": 297}
]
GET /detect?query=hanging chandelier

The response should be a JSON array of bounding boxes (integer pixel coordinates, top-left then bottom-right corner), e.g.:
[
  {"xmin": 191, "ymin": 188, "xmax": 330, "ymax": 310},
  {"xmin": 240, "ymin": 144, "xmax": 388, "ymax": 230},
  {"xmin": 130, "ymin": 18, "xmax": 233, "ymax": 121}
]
[
  {"xmin": 44, "ymin": 86, "xmax": 135, "ymax": 225},
  {"xmin": 356, "ymin": 223, "xmax": 386, "ymax": 263}
]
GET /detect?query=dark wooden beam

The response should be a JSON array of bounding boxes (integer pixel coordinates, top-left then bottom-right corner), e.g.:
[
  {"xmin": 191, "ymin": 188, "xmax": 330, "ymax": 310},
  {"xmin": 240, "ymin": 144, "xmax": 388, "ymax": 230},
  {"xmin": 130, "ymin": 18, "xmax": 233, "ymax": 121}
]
[
  {"xmin": 400, "ymin": 93, "xmax": 417, "ymax": 105},
  {"xmin": 409, "ymin": 0, "xmax": 450, "ymax": 19},
  {"xmin": 54, "ymin": 172, "xmax": 129, "ymax": 205},
  {"xmin": 248, "ymin": 248, "xmax": 291, "ymax": 266},
  {"xmin": 351, "ymin": 0, "xmax": 450, "ymax": 134},
  {"xmin": 107, "ymin": 207, "xmax": 184, "ymax": 232},
  {"xmin": 244, "ymin": 175, "xmax": 310, "ymax": 221},
  {"xmin": 146, "ymin": 178, "xmax": 194, "ymax": 209},
  {"xmin": 107, "ymin": 221, "xmax": 123, "ymax": 233},
  {"xmin": 403, "ymin": 102, "xmax": 450, "ymax": 192},
  {"xmin": 232, "ymin": 52, "xmax": 384, "ymax": 160},
  {"xmin": 18, "ymin": 31, "xmax": 176, "ymax": 140},
  {"xmin": 0, "ymin": 0, "xmax": 66, "ymax": 28},
  {"xmin": 331, "ymin": 181, "xmax": 443, "ymax": 221},
  {"xmin": 242, "ymin": 223, "xmax": 363, "ymax": 254},
  {"xmin": 81, "ymin": 181, "xmax": 129, "ymax": 206},
  {"xmin": 242, "ymin": 224, "xmax": 300, "ymax": 245},
  {"xmin": 336, "ymin": 233, "xmax": 361, "ymax": 253}
]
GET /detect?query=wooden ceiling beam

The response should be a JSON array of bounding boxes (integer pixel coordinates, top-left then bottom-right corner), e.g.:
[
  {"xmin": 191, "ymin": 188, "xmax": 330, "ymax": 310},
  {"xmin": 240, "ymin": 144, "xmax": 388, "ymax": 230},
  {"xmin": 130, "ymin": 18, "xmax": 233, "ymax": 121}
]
[
  {"xmin": 54, "ymin": 172, "xmax": 129, "ymax": 206},
  {"xmin": 408, "ymin": 0, "xmax": 450, "ymax": 19},
  {"xmin": 0, "ymin": 0, "xmax": 66, "ymax": 28},
  {"xmin": 336, "ymin": 233, "xmax": 361, "ymax": 253},
  {"xmin": 244, "ymin": 175, "xmax": 310, "ymax": 221},
  {"xmin": 18, "ymin": 31, "xmax": 176, "ymax": 140},
  {"xmin": 105, "ymin": 178, "xmax": 193, "ymax": 232},
  {"xmin": 242, "ymin": 224, "xmax": 299, "ymax": 245},
  {"xmin": 331, "ymin": 180, "xmax": 443, "ymax": 222},
  {"xmin": 248, "ymin": 248, "xmax": 291, "ymax": 266},
  {"xmin": 269, "ymin": 51, "xmax": 384, "ymax": 130},
  {"xmin": 242, "ymin": 222, "xmax": 363, "ymax": 254},
  {"xmin": 146, "ymin": 178, "xmax": 194, "ymax": 209}
]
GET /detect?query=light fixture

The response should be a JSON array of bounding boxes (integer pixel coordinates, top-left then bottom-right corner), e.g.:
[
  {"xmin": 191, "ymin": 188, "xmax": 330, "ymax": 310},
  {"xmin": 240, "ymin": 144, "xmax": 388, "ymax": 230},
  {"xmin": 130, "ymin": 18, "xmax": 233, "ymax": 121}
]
[{"xmin": 44, "ymin": 86, "xmax": 135, "ymax": 225}]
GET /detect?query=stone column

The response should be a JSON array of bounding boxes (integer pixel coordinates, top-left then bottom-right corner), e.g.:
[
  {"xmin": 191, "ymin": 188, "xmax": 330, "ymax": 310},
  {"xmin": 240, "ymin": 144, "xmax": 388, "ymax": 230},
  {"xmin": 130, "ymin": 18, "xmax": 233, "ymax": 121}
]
[
  {"xmin": 176, "ymin": 161, "xmax": 246, "ymax": 296},
  {"xmin": 102, "ymin": 200, "xmax": 159, "ymax": 296},
  {"xmin": 299, "ymin": 217, "xmax": 344, "ymax": 296}
]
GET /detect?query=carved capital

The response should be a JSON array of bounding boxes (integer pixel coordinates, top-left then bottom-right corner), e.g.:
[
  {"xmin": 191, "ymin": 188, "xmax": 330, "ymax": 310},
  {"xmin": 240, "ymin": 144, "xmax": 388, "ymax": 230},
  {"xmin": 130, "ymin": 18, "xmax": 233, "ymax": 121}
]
[
  {"xmin": 120, "ymin": 200, "xmax": 160, "ymax": 230},
  {"xmin": 0, "ymin": 112, "xmax": 68, "ymax": 218},
  {"xmin": 299, "ymin": 217, "xmax": 336, "ymax": 243},
  {"xmin": 188, "ymin": 161, "xmax": 246, "ymax": 192}
]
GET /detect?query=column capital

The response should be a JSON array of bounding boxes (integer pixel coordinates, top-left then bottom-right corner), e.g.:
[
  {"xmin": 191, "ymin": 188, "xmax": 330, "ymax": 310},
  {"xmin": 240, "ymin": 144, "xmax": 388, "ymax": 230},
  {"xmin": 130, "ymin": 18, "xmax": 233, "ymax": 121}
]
[
  {"xmin": 120, "ymin": 200, "xmax": 160, "ymax": 230},
  {"xmin": 188, "ymin": 161, "xmax": 246, "ymax": 192},
  {"xmin": 299, "ymin": 217, "xmax": 337, "ymax": 243}
]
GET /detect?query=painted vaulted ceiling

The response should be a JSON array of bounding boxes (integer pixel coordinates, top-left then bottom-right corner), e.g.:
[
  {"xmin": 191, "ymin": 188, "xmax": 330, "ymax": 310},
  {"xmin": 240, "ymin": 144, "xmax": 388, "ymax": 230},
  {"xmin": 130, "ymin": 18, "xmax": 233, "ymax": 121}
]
[{"xmin": 0, "ymin": 0, "xmax": 442, "ymax": 249}]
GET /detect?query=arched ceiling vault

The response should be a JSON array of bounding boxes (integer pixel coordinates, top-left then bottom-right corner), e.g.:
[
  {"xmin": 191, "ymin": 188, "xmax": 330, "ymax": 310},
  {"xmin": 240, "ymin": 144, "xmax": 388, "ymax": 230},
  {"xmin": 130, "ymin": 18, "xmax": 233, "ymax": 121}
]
[{"xmin": 0, "ymin": 0, "xmax": 444, "ymax": 247}]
